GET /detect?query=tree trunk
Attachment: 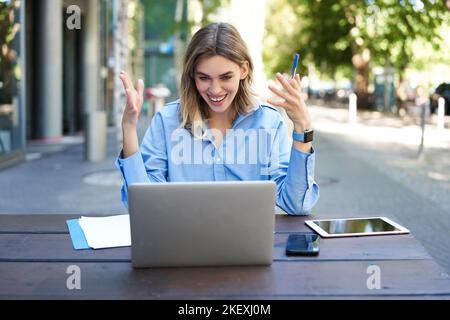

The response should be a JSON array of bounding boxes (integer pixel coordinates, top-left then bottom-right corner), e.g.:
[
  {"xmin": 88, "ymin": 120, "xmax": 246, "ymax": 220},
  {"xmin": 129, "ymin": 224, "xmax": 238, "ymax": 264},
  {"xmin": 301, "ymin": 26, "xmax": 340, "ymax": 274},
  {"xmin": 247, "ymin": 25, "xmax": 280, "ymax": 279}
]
[
  {"xmin": 351, "ymin": 49, "xmax": 371, "ymax": 108},
  {"xmin": 396, "ymin": 64, "xmax": 408, "ymax": 114}
]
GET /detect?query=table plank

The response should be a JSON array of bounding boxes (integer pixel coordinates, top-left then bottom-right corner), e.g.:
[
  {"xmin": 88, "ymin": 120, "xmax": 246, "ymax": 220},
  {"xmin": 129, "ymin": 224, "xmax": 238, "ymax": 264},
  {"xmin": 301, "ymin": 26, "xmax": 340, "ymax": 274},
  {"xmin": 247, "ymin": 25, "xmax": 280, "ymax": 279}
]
[
  {"xmin": 0, "ymin": 214, "xmax": 448, "ymax": 299},
  {"xmin": 1, "ymin": 214, "xmax": 309, "ymax": 233},
  {"xmin": 0, "ymin": 215, "xmax": 78, "ymax": 233},
  {"xmin": 1, "ymin": 260, "xmax": 449, "ymax": 299},
  {"xmin": 0, "ymin": 214, "xmax": 404, "ymax": 233},
  {"xmin": 0, "ymin": 233, "xmax": 432, "ymax": 262},
  {"xmin": 274, "ymin": 233, "xmax": 431, "ymax": 261},
  {"xmin": 275, "ymin": 215, "xmax": 311, "ymax": 232}
]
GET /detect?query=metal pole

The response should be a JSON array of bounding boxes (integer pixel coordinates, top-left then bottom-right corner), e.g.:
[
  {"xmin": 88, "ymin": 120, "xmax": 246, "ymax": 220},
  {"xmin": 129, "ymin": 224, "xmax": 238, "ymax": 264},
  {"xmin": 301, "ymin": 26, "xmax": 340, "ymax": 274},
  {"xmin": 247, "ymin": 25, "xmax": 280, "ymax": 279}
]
[
  {"xmin": 437, "ymin": 97, "xmax": 445, "ymax": 130},
  {"xmin": 384, "ymin": 65, "xmax": 391, "ymax": 112},
  {"xmin": 349, "ymin": 93, "xmax": 357, "ymax": 124},
  {"xmin": 417, "ymin": 101, "xmax": 426, "ymax": 157}
]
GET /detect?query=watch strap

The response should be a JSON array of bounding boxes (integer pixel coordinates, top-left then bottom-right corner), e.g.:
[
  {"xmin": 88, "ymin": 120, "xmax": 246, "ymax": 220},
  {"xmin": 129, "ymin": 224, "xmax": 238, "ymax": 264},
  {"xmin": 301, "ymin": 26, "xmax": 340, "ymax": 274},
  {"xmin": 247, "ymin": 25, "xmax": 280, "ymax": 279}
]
[{"xmin": 292, "ymin": 129, "xmax": 313, "ymax": 142}]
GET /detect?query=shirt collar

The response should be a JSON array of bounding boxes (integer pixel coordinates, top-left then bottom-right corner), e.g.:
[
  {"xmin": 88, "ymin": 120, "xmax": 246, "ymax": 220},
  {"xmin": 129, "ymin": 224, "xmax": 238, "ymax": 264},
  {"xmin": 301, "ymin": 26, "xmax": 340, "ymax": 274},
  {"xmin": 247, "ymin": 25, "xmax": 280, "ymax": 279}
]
[
  {"xmin": 232, "ymin": 102, "xmax": 262, "ymax": 127},
  {"xmin": 198, "ymin": 102, "xmax": 262, "ymax": 141}
]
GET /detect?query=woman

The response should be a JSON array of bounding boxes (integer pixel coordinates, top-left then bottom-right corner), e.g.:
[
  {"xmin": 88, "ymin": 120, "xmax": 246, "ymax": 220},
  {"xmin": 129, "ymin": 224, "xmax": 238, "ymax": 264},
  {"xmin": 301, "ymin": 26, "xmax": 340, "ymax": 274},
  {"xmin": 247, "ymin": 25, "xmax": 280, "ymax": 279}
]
[{"xmin": 116, "ymin": 22, "xmax": 319, "ymax": 215}]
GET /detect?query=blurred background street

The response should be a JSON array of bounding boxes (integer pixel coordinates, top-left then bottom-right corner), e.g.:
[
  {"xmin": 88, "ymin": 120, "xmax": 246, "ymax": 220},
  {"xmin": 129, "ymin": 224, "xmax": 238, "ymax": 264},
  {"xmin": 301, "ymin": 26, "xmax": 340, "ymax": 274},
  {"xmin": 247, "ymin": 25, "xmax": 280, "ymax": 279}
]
[{"xmin": 1, "ymin": 1, "xmax": 449, "ymax": 273}]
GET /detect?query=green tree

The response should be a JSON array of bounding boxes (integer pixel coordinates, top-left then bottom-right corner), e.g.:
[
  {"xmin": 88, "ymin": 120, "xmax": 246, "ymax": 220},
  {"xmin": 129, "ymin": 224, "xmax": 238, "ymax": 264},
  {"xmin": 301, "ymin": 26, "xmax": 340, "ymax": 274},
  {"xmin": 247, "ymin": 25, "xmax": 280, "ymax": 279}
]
[
  {"xmin": 265, "ymin": 0, "xmax": 450, "ymax": 106},
  {"xmin": 142, "ymin": 0, "xmax": 179, "ymax": 40},
  {"xmin": 0, "ymin": 0, "xmax": 20, "ymax": 104},
  {"xmin": 198, "ymin": 0, "xmax": 226, "ymax": 25}
]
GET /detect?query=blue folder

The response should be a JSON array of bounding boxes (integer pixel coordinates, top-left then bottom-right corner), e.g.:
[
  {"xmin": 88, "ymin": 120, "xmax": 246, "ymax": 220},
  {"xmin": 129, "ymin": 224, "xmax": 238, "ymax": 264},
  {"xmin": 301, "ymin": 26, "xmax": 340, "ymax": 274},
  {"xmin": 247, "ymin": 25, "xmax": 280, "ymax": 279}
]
[{"xmin": 66, "ymin": 219, "xmax": 90, "ymax": 250}]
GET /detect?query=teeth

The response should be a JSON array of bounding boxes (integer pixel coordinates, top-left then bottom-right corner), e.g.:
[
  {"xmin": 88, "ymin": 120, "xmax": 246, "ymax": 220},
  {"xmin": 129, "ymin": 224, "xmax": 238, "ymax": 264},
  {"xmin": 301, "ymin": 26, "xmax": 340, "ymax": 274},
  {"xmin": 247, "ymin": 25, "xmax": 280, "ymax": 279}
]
[{"xmin": 210, "ymin": 96, "xmax": 226, "ymax": 102}]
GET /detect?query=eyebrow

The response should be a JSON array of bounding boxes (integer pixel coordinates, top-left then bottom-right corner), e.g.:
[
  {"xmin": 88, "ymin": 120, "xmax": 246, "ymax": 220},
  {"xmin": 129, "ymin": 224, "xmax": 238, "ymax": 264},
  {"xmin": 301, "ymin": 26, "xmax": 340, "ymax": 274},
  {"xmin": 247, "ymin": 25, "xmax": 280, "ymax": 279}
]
[{"xmin": 196, "ymin": 71, "xmax": 234, "ymax": 77}]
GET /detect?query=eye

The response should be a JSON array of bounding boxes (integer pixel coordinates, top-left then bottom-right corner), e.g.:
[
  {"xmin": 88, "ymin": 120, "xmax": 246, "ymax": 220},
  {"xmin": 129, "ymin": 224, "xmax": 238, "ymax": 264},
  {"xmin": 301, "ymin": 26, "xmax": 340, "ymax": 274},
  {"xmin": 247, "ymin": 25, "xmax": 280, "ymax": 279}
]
[
  {"xmin": 221, "ymin": 75, "xmax": 232, "ymax": 81},
  {"xmin": 199, "ymin": 76, "xmax": 210, "ymax": 81}
]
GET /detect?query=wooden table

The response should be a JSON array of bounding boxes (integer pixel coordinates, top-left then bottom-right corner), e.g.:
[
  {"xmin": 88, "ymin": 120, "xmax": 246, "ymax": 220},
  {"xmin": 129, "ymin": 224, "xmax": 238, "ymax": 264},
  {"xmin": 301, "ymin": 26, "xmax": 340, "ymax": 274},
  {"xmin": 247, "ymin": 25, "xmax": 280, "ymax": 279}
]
[{"xmin": 1, "ymin": 214, "xmax": 450, "ymax": 299}]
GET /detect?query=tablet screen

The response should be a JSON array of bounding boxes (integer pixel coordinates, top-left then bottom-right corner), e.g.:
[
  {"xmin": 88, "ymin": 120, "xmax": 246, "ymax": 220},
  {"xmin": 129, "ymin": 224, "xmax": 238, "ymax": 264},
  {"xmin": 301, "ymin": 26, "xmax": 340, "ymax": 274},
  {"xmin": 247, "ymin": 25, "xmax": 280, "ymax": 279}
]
[
  {"xmin": 315, "ymin": 218, "xmax": 397, "ymax": 234},
  {"xmin": 305, "ymin": 217, "xmax": 410, "ymax": 237}
]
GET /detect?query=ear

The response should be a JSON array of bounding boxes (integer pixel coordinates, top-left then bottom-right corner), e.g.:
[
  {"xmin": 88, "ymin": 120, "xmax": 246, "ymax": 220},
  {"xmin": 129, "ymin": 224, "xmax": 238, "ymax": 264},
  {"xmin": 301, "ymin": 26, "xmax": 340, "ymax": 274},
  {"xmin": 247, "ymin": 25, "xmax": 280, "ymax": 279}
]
[{"xmin": 239, "ymin": 61, "xmax": 249, "ymax": 80}]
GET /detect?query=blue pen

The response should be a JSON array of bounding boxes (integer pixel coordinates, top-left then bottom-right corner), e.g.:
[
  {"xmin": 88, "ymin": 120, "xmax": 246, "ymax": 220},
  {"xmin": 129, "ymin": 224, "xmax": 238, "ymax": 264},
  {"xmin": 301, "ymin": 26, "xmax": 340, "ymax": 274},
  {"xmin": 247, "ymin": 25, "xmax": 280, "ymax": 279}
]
[{"xmin": 290, "ymin": 53, "xmax": 299, "ymax": 79}]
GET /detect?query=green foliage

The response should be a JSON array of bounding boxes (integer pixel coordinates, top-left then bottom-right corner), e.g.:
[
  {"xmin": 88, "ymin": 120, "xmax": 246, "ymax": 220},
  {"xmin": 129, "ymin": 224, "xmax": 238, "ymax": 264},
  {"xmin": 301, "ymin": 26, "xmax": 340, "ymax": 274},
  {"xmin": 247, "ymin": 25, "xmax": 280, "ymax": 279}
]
[
  {"xmin": 264, "ymin": 0, "xmax": 449, "ymax": 77},
  {"xmin": 0, "ymin": 1, "xmax": 15, "ymax": 61},
  {"xmin": 142, "ymin": 0, "xmax": 178, "ymax": 40},
  {"xmin": 198, "ymin": 0, "xmax": 229, "ymax": 25},
  {"xmin": 0, "ymin": 0, "xmax": 19, "ymax": 103},
  {"xmin": 291, "ymin": 0, "xmax": 354, "ymax": 71},
  {"xmin": 141, "ymin": 0, "xmax": 226, "ymax": 43}
]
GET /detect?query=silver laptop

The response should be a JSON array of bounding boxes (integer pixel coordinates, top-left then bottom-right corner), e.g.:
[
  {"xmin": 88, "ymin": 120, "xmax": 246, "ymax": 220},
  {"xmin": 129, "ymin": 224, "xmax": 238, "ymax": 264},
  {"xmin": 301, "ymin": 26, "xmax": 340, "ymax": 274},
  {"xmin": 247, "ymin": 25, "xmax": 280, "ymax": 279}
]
[{"xmin": 128, "ymin": 181, "xmax": 276, "ymax": 268}]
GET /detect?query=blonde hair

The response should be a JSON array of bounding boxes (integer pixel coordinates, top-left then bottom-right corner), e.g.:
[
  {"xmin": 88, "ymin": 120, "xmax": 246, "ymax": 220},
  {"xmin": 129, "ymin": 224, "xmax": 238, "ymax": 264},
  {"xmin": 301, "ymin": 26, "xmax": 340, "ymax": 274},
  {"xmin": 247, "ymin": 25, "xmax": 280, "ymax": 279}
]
[{"xmin": 180, "ymin": 22, "xmax": 255, "ymax": 137}]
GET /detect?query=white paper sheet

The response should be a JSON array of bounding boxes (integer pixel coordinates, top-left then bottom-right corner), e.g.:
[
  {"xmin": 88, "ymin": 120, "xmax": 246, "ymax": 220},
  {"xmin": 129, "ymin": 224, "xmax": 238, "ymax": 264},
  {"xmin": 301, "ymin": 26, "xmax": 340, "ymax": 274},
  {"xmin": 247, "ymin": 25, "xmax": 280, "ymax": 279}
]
[{"xmin": 78, "ymin": 214, "xmax": 131, "ymax": 249}]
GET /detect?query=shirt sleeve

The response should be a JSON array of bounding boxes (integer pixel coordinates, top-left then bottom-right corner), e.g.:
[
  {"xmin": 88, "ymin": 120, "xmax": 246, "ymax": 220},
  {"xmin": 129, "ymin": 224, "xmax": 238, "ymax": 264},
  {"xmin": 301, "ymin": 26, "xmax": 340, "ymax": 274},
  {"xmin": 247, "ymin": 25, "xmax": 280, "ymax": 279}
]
[
  {"xmin": 268, "ymin": 121, "xmax": 320, "ymax": 215},
  {"xmin": 115, "ymin": 112, "xmax": 168, "ymax": 209}
]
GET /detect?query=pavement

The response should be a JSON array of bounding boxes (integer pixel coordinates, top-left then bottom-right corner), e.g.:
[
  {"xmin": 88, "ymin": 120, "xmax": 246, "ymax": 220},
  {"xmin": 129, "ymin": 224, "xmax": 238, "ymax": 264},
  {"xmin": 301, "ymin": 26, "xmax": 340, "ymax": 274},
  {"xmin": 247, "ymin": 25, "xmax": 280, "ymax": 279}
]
[
  {"xmin": 307, "ymin": 102, "xmax": 450, "ymax": 275},
  {"xmin": 308, "ymin": 101, "xmax": 450, "ymax": 215},
  {"xmin": 0, "ymin": 101, "xmax": 449, "ymax": 273},
  {"xmin": 0, "ymin": 127, "xmax": 127, "ymax": 215}
]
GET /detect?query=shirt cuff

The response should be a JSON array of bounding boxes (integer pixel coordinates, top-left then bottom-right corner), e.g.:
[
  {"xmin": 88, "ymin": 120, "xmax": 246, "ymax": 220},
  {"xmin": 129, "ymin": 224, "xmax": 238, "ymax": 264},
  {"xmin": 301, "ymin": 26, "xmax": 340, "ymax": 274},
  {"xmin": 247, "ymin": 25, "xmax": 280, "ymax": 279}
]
[
  {"xmin": 115, "ymin": 150, "xmax": 149, "ymax": 185},
  {"xmin": 287, "ymin": 146, "xmax": 316, "ymax": 187}
]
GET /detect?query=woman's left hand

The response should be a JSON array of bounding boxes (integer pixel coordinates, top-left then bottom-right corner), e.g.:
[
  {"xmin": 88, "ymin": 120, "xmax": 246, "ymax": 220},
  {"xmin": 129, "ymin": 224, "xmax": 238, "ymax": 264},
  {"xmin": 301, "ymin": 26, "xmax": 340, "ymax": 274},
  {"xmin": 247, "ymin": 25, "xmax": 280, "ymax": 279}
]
[{"xmin": 267, "ymin": 73, "xmax": 311, "ymax": 132}]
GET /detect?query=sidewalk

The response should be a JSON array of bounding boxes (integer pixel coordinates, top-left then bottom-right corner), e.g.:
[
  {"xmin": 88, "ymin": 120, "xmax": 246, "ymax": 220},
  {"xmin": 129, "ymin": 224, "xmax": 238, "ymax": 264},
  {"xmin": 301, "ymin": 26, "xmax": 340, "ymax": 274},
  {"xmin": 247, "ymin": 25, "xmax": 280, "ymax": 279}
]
[
  {"xmin": 309, "ymin": 103, "xmax": 450, "ymax": 215},
  {"xmin": 0, "ymin": 126, "xmax": 127, "ymax": 215},
  {"xmin": 310, "ymin": 103, "xmax": 450, "ymax": 149},
  {"xmin": 308, "ymin": 103, "xmax": 450, "ymax": 274},
  {"xmin": 1, "ymin": 105, "xmax": 448, "ymax": 216}
]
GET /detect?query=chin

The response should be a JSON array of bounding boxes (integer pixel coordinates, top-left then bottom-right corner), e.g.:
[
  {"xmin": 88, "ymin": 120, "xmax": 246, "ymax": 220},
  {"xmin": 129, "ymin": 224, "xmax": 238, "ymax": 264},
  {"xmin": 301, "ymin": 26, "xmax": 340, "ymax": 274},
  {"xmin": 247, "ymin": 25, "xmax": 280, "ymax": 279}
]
[{"xmin": 208, "ymin": 104, "xmax": 231, "ymax": 113}]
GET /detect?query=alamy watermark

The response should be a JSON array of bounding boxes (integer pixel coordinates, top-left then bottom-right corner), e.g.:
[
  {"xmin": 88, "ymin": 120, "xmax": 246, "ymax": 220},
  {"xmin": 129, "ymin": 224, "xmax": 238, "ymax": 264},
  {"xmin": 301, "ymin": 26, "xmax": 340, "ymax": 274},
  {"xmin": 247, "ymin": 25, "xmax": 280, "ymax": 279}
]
[
  {"xmin": 66, "ymin": 5, "xmax": 81, "ymax": 30},
  {"xmin": 170, "ymin": 127, "xmax": 282, "ymax": 175},
  {"xmin": 66, "ymin": 265, "xmax": 81, "ymax": 290},
  {"xmin": 366, "ymin": 265, "xmax": 381, "ymax": 290}
]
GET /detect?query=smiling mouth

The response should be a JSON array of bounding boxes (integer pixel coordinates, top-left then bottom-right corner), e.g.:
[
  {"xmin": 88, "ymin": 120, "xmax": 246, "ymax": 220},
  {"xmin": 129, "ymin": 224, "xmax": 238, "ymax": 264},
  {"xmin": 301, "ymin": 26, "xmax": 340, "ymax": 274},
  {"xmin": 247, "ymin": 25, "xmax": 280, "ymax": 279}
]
[{"xmin": 208, "ymin": 95, "xmax": 227, "ymax": 102}]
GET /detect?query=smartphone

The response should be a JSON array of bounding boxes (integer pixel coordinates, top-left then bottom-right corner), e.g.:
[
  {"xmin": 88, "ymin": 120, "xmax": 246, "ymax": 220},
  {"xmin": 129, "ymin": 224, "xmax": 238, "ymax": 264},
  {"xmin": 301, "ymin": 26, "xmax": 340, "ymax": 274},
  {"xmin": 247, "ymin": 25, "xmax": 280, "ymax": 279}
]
[{"xmin": 286, "ymin": 233, "xmax": 320, "ymax": 256}]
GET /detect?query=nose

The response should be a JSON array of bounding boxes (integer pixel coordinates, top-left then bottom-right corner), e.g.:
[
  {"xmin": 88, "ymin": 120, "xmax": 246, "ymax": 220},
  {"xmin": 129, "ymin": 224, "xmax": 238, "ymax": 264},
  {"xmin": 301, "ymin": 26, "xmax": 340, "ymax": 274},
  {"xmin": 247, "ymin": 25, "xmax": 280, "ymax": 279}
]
[{"xmin": 209, "ymin": 79, "xmax": 222, "ymax": 95}]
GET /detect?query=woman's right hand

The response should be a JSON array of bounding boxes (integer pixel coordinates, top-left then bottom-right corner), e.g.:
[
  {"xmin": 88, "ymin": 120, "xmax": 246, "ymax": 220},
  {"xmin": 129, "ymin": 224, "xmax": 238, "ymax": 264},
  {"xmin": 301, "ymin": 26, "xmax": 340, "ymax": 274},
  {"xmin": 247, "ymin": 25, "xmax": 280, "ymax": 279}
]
[{"xmin": 119, "ymin": 71, "xmax": 144, "ymax": 129}]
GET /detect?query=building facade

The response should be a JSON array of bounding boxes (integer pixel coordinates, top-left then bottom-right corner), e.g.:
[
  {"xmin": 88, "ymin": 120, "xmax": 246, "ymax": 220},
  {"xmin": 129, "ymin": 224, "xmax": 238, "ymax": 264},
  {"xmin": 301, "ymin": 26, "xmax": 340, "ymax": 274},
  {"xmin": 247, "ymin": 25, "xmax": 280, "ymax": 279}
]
[{"xmin": 0, "ymin": 0, "xmax": 127, "ymax": 169}]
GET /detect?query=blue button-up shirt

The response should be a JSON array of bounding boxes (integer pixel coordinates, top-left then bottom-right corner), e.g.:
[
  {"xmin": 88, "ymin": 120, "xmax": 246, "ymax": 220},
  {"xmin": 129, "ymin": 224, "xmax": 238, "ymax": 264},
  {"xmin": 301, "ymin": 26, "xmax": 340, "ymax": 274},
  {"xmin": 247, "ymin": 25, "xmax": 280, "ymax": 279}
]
[{"xmin": 116, "ymin": 100, "xmax": 319, "ymax": 215}]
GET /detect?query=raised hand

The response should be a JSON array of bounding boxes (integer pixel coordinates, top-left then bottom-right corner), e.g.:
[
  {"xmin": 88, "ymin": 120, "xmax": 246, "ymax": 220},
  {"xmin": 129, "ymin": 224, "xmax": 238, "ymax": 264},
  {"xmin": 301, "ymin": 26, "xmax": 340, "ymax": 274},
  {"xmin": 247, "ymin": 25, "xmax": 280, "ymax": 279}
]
[
  {"xmin": 267, "ymin": 73, "xmax": 311, "ymax": 132},
  {"xmin": 119, "ymin": 71, "xmax": 144, "ymax": 158},
  {"xmin": 119, "ymin": 71, "xmax": 144, "ymax": 128}
]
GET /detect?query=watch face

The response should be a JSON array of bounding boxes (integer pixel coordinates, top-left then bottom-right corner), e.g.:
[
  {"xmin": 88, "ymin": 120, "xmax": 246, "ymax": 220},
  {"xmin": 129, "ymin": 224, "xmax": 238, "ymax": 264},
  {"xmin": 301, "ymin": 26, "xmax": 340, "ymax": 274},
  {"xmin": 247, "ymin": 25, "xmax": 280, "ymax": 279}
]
[{"xmin": 305, "ymin": 130, "xmax": 314, "ymax": 142}]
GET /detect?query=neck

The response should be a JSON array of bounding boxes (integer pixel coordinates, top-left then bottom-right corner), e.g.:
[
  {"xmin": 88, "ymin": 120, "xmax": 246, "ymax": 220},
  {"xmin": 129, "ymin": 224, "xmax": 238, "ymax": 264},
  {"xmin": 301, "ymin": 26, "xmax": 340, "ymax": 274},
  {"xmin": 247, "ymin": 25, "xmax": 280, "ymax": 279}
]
[{"xmin": 209, "ymin": 108, "xmax": 236, "ymax": 130}]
